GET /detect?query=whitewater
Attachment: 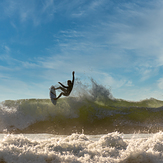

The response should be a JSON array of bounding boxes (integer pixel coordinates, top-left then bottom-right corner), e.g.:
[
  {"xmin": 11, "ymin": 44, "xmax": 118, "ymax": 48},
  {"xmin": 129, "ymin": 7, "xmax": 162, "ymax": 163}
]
[
  {"xmin": 0, "ymin": 132, "xmax": 163, "ymax": 162},
  {"xmin": 1, "ymin": 79, "xmax": 163, "ymax": 162}
]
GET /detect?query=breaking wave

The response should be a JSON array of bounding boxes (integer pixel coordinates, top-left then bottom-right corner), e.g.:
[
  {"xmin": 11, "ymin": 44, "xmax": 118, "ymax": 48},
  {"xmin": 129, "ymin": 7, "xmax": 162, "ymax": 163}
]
[{"xmin": 1, "ymin": 79, "xmax": 163, "ymax": 134}]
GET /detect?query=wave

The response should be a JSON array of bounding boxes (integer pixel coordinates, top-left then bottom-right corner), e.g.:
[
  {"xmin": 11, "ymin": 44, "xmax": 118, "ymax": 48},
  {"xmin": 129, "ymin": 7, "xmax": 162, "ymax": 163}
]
[{"xmin": 1, "ymin": 79, "xmax": 163, "ymax": 134}]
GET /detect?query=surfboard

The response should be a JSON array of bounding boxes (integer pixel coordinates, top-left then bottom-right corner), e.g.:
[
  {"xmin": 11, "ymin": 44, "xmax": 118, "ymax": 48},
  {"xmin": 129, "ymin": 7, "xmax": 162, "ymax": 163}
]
[{"xmin": 50, "ymin": 86, "xmax": 57, "ymax": 105}]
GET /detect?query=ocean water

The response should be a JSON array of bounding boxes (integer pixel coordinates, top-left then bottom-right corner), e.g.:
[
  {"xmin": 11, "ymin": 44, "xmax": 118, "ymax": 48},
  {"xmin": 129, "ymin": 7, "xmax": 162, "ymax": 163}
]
[
  {"xmin": 1, "ymin": 81, "xmax": 163, "ymax": 162},
  {"xmin": 1, "ymin": 96, "xmax": 163, "ymax": 134}
]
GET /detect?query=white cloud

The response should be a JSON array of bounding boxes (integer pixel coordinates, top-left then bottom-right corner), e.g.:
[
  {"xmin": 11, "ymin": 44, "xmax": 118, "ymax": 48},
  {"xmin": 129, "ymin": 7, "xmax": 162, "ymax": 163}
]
[
  {"xmin": 0, "ymin": 0, "xmax": 56, "ymax": 26},
  {"xmin": 101, "ymin": 73, "xmax": 126, "ymax": 89},
  {"xmin": 49, "ymin": 0, "xmax": 163, "ymax": 72},
  {"xmin": 0, "ymin": 77, "xmax": 49, "ymax": 101},
  {"xmin": 0, "ymin": 73, "xmax": 11, "ymax": 79},
  {"xmin": 4, "ymin": 46, "xmax": 10, "ymax": 53},
  {"xmin": 125, "ymin": 81, "xmax": 133, "ymax": 87},
  {"xmin": 157, "ymin": 78, "xmax": 163, "ymax": 89},
  {"xmin": 137, "ymin": 67, "xmax": 159, "ymax": 81},
  {"xmin": 42, "ymin": 0, "xmax": 54, "ymax": 13},
  {"xmin": 105, "ymin": 1, "xmax": 163, "ymax": 61},
  {"xmin": 114, "ymin": 87, "xmax": 163, "ymax": 101}
]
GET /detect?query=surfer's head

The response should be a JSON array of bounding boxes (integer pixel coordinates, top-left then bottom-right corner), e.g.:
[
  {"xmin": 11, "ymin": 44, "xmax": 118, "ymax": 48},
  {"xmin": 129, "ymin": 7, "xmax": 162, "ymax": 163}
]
[{"xmin": 67, "ymin": 80, "xmax": 71, "ymax": 86}]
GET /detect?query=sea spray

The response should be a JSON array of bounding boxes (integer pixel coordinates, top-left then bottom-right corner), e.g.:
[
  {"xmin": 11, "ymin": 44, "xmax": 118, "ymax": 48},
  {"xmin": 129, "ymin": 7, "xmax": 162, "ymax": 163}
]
[{"xmin": 89, "ymin": 78, "xmax": 114, "ymax": 102}]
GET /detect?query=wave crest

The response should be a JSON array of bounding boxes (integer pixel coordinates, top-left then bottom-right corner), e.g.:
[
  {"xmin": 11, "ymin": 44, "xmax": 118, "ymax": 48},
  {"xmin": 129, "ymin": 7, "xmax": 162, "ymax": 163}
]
[{"xmin": 1, "ymin": 80, "xmax": 163, "ymax": 134}]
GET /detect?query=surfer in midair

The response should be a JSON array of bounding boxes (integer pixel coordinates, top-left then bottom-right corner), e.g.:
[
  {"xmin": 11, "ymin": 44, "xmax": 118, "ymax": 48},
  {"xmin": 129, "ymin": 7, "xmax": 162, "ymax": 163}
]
[{"xmin": 53, "ymin": 71, "xmax": 75, "ymax": 100}]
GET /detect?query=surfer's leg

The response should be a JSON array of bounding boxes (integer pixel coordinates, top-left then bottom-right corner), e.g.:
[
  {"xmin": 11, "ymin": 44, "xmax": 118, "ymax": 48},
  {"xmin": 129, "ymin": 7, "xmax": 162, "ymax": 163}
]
[
  {"xmin": 54, "ymin": 87, "xmax": 68, "ymax": 100},
  {"xmin": 55, "ymin": 87, "xmax": 66, "ymax": 92},
  {"xmin": 54, "ymin": 86, "xmax": 61, "ymax": 90},
  {"xmin": 54, "ymin": 91, "xmax": 69, "ymax": 100},
  {"xmin": 55, "ymin": 92, "xmax": 63, "ymax": 100}
]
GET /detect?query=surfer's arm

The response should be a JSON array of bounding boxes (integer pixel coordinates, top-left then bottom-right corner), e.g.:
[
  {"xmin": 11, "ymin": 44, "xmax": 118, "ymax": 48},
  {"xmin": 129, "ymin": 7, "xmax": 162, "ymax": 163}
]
[
  {"xmin": 72, "ymin": 71, "xmax": 75, "ymax": 85},
  {"xmin": 58, "ymin": 82, "xmax": 68, "ymax": 88}
]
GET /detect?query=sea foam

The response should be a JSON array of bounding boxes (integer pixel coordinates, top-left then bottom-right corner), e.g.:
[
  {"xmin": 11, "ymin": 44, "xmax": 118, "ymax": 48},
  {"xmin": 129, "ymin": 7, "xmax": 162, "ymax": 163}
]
[{"xmin": 0, "ymin": 132, "xmax": 163, "ymax": 163}]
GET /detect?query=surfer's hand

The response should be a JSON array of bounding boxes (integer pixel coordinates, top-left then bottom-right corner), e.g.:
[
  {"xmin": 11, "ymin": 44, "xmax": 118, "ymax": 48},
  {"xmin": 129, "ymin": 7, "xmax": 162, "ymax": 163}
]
[{"xmin": 72, "ymin": 71, "xmax": 75, "ymax": 75}]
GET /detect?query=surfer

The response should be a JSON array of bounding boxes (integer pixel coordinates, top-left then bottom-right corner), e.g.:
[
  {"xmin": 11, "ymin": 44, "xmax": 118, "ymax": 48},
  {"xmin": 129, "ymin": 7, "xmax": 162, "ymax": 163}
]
[{"xmin": 53, "ymin": 71, "xmax": 75, "ymax": 100}]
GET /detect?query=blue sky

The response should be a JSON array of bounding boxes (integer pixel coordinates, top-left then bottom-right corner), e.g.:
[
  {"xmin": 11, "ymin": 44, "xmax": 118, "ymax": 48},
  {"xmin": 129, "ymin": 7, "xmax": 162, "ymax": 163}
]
[{"xmin": 1, "ymin": 0, "xmax": 163, "ymax": 101}]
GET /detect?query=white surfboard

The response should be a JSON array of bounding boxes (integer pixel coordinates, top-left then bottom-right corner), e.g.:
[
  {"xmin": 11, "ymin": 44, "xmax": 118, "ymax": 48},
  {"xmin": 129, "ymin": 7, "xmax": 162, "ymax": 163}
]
[{"xmin": 50, "ymin": 86, "xmax": 57, "ymax": 105}]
